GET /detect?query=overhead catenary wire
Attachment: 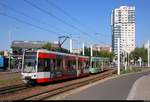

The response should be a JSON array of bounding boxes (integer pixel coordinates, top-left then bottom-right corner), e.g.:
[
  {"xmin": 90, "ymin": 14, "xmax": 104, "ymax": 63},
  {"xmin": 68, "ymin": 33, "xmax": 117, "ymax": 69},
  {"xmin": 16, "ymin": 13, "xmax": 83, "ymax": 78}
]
[
  {"xmin": 24, "ymin": 0, "xmax": 110, "ymax": 46},
  {"xmin": 45, "ymin": 0, "xmax": 110, "ymax": 46},
  {"xmin": 0, "ymin": 13, "xmax": 61, "ymax": 35},
  {"xmin": 46, "ymin": 0, "xmax": 111, "ymax": 46},
  {"xmin": 0, "ymin": 2, "xmax": 106, "ymax": 49},
  {"xmin": 1, "ymin": 0, "xmax": 110, "ymax": 47},
  {"xmin": 45, "ymin": 0, "xmax": 93, "ymax": 31},
  {"xmin": 0, "ymin": 2, "xmax": 68, "ymax": 34},
  {"xmin": 24, "ymin": 0, "xmax": 86, "ymax": 34}
]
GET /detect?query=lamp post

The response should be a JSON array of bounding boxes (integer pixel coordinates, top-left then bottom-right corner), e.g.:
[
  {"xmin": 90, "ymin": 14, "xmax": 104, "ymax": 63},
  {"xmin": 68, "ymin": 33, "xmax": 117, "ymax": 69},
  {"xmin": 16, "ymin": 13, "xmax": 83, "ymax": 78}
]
[
  {"xmin": 90, "ymin": 44, "xmax": 93, "ymax": 57},
  {"xmin": 82, "ymin": 42, "xmax": 85, "ymax": 56},
  {"xmin": 117, "ymin": 38, "xmax": 120, "ymax": 75},
  {"xmin": 8, "ymin": 27, "xmax": 18, "ymax": 71},
  {"xmin": 70, "ymin": 38, "xmax": 73, "ymax": 53},
  {"xmin": 148, "ymin": 40, "xmax": 150, "ymax": 67},
  {"xmin": 8, "ymin": 30, "xmax": 12, "ymax": 71}
]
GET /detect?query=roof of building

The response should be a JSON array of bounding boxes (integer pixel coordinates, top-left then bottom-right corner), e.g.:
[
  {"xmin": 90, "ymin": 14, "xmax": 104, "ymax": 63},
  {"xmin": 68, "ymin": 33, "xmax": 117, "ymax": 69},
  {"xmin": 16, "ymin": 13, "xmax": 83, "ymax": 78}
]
[{"xmin": 11, "ymin": 40, "xmax": 59, "ymax": 49}]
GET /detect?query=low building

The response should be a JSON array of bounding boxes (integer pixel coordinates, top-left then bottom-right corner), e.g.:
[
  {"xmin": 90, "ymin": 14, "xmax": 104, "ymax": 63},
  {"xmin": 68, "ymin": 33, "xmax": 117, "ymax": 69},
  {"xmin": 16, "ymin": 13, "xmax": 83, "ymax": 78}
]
[
  {"xmin": 92, "ymin": 44, "xmax": 112, "ymax": 52},
  {"xmin": 73, "ymin": 48, "xmax": 82, "ymax": 54}
]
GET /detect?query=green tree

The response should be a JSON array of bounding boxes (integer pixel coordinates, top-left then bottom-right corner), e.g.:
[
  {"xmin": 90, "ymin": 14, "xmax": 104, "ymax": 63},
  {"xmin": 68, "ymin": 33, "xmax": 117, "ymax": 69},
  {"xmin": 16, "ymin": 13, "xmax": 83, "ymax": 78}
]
[
  {"xmin": 98, "ymin": 51, "xmax": 114, "ymax": 61},
  {"xmin": 0, "ymin": 51, "xmax": 4, "ymax": 56},
  {"xmin": 130, "ymin": 47, "xmax": 147, "ymax": 63},
  {"xmin": 42, "ymin": 42, "xmax": 70, "ymax": 53},
  {"xmin": 42, "ymin": 42, "xmax": 52, "ymax": 50}
]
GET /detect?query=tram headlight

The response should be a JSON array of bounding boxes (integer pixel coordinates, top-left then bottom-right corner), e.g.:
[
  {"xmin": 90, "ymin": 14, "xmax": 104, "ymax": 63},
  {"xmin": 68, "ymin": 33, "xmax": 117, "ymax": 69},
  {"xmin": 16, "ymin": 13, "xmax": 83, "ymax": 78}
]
[{"xmin": 31, "ymin": 74, "xmax": 37, "ymax": 79}]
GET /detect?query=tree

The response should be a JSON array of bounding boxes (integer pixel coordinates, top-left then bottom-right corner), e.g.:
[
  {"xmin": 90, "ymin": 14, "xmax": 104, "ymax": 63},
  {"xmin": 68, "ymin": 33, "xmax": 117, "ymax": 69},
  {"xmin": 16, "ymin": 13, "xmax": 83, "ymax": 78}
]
[
  {"xmin": 0, "ymin": 51, "xmax": 4, "ymax": 56},
  {"xmin": 42, "ymin": 42, "xmax": 52, "ymax": 50},
  {"xmin": 97, "ymin": 51, "xmax": 114, "ymax": 61},
  {"xmin": 129, "ymin": 47, "xmax": 147, "ymax": 63},
  {"xmin": 42, "ymin": 42, "xmax": 70, "ymax": 53}
]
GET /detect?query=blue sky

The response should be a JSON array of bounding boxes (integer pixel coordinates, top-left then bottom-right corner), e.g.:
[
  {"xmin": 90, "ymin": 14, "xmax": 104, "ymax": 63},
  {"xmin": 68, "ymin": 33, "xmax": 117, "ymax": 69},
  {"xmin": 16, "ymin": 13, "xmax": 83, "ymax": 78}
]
[{"xmin": 0, "ymin": 0, "xmax": 150, "ymax": 50}]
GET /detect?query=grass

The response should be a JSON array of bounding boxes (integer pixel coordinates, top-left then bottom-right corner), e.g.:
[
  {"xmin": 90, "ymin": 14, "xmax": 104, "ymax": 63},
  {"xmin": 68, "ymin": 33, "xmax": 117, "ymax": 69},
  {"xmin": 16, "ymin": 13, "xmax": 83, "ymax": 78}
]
[
  {"xmin": 0, "ymin": 76, "xmax": 21, "ymax": 85},
  {"xmin": 120, "ymin": 67, "xmax": 146, "ymax": 74}
]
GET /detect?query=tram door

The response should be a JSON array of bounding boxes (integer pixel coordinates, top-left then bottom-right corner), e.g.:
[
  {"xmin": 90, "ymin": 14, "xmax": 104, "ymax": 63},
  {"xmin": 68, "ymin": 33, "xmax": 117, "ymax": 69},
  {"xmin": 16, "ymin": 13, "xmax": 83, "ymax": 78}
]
[
  {"xmin": 50, "ymin": 58, "xmax": 63, "ymax": 79},
  {"xmin": 50, "ymin": 59, "xmax": 56, "ymax": 79}
]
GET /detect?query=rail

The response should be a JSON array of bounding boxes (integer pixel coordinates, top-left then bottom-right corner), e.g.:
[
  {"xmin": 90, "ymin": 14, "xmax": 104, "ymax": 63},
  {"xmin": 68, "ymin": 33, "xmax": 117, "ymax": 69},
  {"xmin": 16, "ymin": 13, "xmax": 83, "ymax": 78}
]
[
  {"xmin": 22, "ymin": 69, "xmax": 116, "ymax": 100},
  {"xmin": 0, "ymin": 84, "xmax": 27, "ymax": 95}
]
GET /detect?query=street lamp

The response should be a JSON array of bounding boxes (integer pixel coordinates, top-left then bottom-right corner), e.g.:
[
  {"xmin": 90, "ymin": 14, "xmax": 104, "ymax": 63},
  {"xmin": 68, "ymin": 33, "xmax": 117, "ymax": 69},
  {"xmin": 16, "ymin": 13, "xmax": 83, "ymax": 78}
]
[
  {"xmin": 8, "ymin": 27, "xmax": 19, "ymax": 70},
  {"xmin": 148, "ymin": 40, "xmax": 150, "ymax": 67},
  {"xmin": 117, "ymin": 38, "xmax": 120, "ymax": 75}
]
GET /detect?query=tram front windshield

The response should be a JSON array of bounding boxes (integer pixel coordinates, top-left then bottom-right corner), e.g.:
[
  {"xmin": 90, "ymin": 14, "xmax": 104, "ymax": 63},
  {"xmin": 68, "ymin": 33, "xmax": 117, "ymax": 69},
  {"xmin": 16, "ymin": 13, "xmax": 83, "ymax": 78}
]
[{"xmin": 23, "ymin": 52, "xmax": 36, "ymax": 73}]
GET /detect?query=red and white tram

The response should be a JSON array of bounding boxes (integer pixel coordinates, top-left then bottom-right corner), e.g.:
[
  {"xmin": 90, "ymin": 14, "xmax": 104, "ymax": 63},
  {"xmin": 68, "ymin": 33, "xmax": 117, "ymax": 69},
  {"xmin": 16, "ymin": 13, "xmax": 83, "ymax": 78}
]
[{"xmin": 21, "ymin": 49, "xmax": 90, "ymax": 85}]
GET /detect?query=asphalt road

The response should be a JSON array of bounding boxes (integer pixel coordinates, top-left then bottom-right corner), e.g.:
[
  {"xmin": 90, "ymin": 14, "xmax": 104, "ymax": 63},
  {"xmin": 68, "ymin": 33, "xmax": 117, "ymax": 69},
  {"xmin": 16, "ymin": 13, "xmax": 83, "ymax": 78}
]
[{"xmin": 63, "ymin": 71, "xmax": 150, "ymax": 100}]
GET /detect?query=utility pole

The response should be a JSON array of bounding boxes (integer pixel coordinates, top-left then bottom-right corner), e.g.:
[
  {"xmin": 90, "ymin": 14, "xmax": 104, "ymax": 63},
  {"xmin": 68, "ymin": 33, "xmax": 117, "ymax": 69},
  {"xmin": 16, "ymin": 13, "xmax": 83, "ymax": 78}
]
[
  {"xmin": 125, "ymin": 52, "xmax": 127, "ymax": 70},
  {"xmin": 8, "ymin": 30, "xmax": 11, "ymax": 71},
  {"xmin": 148, "ymin": 40, "xmax": 150, "ymax": 67},
  {"xmin": 70, "ymin": 38, "xmax": 73, "ymax": 53},
  {"xmin": 82, "ymin": 42, "xmax": 85, "ymax": 56},
  {"xmin": 90, "ymin": 44, "xmax": 93, "ymax": 57},
  {"xmin": 117, "ymin": 38, "xmax": 120, "ymax": 75}
]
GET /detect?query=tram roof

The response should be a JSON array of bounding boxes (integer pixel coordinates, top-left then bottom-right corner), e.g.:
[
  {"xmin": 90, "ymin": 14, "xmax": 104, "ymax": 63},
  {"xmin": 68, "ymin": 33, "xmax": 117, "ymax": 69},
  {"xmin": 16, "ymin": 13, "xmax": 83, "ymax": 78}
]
[{"xmin": 36, "ymin": 49, "xmax": 89, "ymax": 58}]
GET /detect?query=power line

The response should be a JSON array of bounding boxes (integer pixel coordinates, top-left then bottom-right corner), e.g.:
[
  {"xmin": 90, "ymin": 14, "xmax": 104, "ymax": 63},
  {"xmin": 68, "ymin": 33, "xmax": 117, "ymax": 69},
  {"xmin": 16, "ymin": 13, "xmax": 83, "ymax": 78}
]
[
  {"xmin": 24, "ymin": 0, "xmax": 110, "ymax": 46},
  {"xmin": 45, "ymin": 0, "xmax": 110, "ymax": 46},
  {"xmin": 45, "ymin": 0, "xmax": 109, "ymax": 40},
  {"xmin": 0, "ymin": 13, "xmax": 61, "ymax": 35},
  {"xmin": 0, "ymin": 2, "xmax": 68, "ymax": 34},
  {"xmin": 1, "ymin": 0, "xmax": 110, "ymax": 46},
  {"xmin": 24, "ymin": 0, "xmax": 85, "ymax": 34},
  {"xmin": 45, "ymin": 0, "xmax": 90, "ymax": 30}
]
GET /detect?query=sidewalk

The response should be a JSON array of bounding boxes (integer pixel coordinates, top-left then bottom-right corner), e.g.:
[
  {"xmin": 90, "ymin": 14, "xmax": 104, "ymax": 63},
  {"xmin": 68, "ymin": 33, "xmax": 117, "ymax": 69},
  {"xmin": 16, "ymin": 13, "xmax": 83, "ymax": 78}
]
[{"xmin": 127, "ymin": 74, "xmax": 150, "ymax": 100}]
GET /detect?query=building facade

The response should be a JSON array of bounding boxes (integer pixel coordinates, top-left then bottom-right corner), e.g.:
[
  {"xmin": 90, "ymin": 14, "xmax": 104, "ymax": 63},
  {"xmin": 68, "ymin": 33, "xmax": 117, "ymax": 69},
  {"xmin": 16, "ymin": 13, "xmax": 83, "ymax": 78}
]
[
  {"xmin": 111, "ymin": 6, "xmax": 135, "ymax": 55},
  {"xmin": 92, "ymin": 44, "xmax": 112, "ymax": 53}
]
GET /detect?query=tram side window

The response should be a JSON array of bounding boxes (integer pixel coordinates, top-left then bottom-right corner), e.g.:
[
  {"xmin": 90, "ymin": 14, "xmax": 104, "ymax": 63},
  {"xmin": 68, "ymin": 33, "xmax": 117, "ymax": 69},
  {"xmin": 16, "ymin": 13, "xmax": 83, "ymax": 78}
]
[
  {"xmin": 56, "ymin": 58, "xmax": 63, "ymax": 71},
  {"xmin": 92, "ymin": 62, "xmax": 94, "ymax": 68},
  {"xmin": 92, "ymin": 61, "xmax": 96, "ymax": 68},
  {"xmin": 97, "ymin": 61, "xmax": 101, "ymax": 68},
  {"xmin": 50, "ymin": 59, "xmax": 56, "ymax": 71},
  {"xmin": 85, "ymin": 61, "xmax": 89, "ymax": 69},
  {"xmin": 78, "ymin": 61, "xmax": 86, "ymax": 70},
  {"xmin": 82, "ymin": 62, "xmax": 86, "ymax": 69},
  {"xmin": 78, "ymin": 62, "xmax": 82, "ymax": 69},
  {"xmin": 38, "ymin": 58, "xmax": 50, "ymax": 72},
  {"xmin": 67, "ymin": 60, "xmax": 76, "ymax": 69}
]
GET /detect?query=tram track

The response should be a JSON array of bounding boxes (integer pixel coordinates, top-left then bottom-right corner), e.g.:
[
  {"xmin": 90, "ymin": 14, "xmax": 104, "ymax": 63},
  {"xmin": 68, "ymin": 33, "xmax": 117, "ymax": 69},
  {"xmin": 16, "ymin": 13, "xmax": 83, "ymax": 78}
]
[
  {"xmin": 0, "ymin": 84, "xmax": 27, "ymax": 95},
  {"xmin": 22, "ymin": 69, "xmax": 116, "ymax": 100}
]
